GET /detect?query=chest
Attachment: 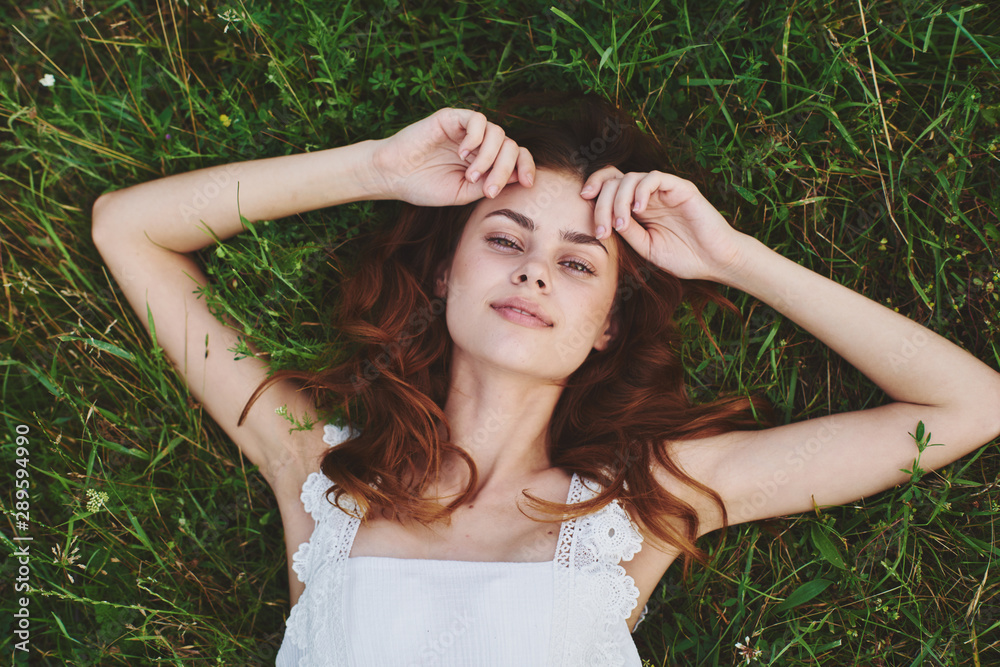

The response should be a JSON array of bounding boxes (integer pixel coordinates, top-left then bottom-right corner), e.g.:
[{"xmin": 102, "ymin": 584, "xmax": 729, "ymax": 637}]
[
  {"xmin": 282, "ymin": 471, "xmax": 654, "ymax": 665},
  {"xmin": 345, "ymin": 488, "xmax": 684, "ymax": 636},
  {"xmin": 285, "ymin": 469, "xmax": 686, "ymax": 635},
  {"xmin": 349, "ymin": 497, "xmax": 565, "ymax": 563}
]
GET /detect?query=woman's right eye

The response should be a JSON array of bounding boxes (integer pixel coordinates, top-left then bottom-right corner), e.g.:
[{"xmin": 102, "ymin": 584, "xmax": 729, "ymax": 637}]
[{"xmin": 485, "ymin": 235, "xmax": 520, "ymax": 250}]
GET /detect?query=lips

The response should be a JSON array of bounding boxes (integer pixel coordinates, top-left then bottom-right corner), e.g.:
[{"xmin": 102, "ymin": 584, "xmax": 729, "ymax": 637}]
[{"xmin": 490, "ymin": 297, "xmax": 553, "ymax": 326}]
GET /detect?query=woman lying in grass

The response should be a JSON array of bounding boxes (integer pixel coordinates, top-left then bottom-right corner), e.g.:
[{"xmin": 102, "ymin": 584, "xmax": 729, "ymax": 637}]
[{"xmin": 90, "ymin": 94, "xmax": 1000, "ymax": 665}]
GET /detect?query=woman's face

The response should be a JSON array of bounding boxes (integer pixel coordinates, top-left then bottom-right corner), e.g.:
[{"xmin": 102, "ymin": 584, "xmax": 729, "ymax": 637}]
[{"xmin": 436, "ymin": 168, "xmax": 621, "ymax": 382}]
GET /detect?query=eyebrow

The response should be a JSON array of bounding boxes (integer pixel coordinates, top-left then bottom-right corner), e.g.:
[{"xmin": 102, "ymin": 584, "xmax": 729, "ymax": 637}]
[{"xmin": 484, "ymin": 208, "xmax": 609, "ymax": 256}]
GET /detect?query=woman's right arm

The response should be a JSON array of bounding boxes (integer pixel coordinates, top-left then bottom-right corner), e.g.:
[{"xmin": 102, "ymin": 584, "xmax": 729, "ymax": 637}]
[
  {"xmin": 92, "ymin": 140, "xmax": 385, "ymax": 252},
  {"xmin": 90, "ymin": 140, "xmax": 389, "ymax": 493},
  {"xmin": 90, "ymin": 108, "xmax": 534, "ymax": 494}
]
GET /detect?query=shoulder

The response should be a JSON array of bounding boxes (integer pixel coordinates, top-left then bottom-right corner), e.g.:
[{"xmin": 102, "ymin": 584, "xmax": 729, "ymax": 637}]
[
  {"xmin": 574, "ymin": 433, "xmax": 737, "ymax": 549},
  {"xmin": 574, "ymin": 474, "xmax": 645, "ymax": 563},
  {"xmin": 650, "ymin": 433, "xmax": 739, "ymax": 537},
  {"xmin": 271, "ymin": 421, "xmax": 360, "ymax": 518}
]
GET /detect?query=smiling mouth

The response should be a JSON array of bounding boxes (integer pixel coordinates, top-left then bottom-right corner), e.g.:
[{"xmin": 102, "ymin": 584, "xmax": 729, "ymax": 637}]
[{"xmin": 491, "ymin": 305, "xmax": 553, "ymax": 327}]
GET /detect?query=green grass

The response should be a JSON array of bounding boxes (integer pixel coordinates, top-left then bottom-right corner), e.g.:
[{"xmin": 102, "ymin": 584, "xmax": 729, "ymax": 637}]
[{"xmin": 1, "ymin": 0, "xmax": 998, "ymax": 664}]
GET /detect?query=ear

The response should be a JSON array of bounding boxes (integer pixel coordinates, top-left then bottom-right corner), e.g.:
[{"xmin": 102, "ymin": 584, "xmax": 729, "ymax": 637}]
[
  {"xmin": 433, "ymin": 256, "xmax": 452, "ymax": 300},
  {"xmin": 592, "ymin": 309, "xmax": 618, "ymax": 352}
]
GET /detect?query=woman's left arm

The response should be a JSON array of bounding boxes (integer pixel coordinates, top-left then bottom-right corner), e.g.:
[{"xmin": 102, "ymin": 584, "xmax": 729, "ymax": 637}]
[{"xmin": 585, "ymin": 167, "xmax": 1000, "ymax": 527}]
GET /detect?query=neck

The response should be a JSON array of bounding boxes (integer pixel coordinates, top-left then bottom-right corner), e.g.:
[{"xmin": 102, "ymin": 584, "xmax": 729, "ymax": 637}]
[{"xmin": 428, "ymin": 361, "xmax": 565, "ymax": 502}]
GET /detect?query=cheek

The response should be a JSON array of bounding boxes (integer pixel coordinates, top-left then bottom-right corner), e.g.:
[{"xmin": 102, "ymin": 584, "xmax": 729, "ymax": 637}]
[
  {"xmin": 446, "ymin": 250, "xmax": 484, "ymax": 299},
  {"xmin": 568, "ymin": 285, "xmax": 618, "ymax": 338}
]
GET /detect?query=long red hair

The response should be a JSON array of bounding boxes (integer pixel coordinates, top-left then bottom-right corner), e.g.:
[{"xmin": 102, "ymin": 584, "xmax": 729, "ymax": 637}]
[{"xmin": 241, "ymin": 92, "xmax": 770, "ymax": 574}]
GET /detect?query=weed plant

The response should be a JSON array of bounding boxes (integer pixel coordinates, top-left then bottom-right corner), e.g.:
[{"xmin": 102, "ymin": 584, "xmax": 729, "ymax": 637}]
[{"xmin": 1, "ymin": 0, "xmax": 998, "ymax": 665}]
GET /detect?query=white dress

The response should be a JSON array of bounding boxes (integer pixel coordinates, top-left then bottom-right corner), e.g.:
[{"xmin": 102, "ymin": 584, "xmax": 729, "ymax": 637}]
[{"xmin": 275, "ymin": 424, "xmax": 650, "ymax": 666}]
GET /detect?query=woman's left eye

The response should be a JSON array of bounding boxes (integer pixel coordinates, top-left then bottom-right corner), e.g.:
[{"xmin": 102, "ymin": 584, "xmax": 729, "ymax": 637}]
[
  {"xmin": 563, "ymin": 260, "xmax": 594, "ymax": 274},
  {"xmin": 486, "ymin": 236, "xmax": 520, "ymax": 250},
  {"xmin": 485, "ymin": 236, "xmax": 596, "ymax": 275}
]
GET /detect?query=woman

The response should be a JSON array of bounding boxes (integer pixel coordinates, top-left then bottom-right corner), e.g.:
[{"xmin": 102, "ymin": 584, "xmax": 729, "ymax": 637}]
[{"xmin": 90, "ymin": 95, "xmax": 1000, "ymax": 665}]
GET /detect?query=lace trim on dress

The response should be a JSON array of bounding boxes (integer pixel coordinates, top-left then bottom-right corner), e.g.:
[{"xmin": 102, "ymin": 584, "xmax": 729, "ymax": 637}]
[
  {"xmin": 633, "ymin": 603, "xmax": 650, "ymax": 633},
  {"xmin": 284, "ymin": 424, "xmax": 646, "ymax": 666},
  {"xmin": 549, "ymin": 474, "xmax": 645, "ymax": 667},
  {"xmin": 283, "ymin": 423, "xmax": 360, "ymax": 666},
  {"xmin": 285, "ymin": 469, "xmax": 362, "ymax": 666}
]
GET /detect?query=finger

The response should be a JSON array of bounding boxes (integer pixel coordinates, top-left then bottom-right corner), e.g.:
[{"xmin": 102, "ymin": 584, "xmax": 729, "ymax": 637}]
[
  {"xmin": 456, "ymin": 111, "xmax": 488, "ymax": 162},
  {"xmin": 631, "ymin": 171, "xmax": 666, "ymax": 214},
  {"xmin": 466, "ymin": 123, "xmax": 506, "ymax": 184},
  {"xmin": 580, "ymin": 165, "xmax": 624, "ymax": 199},
  {"xmin": 610, "ymin": 172, "xmax": 648, "ymax": 236},
  {"xmin": 611, "ymin": 199, "xmax": 652, "ymax": 255},
  {"xmin": 656, "ymin": 173, "xmax": 701, "ymax": 208},
  {"xmin": 592, "ymin": 176, "xmax": 622, "ymax": 239},
  {"xmin": 483, "ymin": 138, "xmax": 521, "ymax": 198},
  {"xmin": 636, "ymin": 171, "xmax": 699, "ymax": 209},
  {"xmin": 502, "ymin": 146, "xmax": 533, "ymax": 186},
  {"xmin": 512, "ymin": 147, "xmax": 535, "ymax": 187}
]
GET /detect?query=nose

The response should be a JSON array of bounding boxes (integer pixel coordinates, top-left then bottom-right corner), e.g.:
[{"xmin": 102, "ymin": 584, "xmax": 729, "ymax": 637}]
[
  {"xmin": 511, "ymin": 245, "xmax": 551, "ymax": 291},
  {"xmin": 512, "ymin": 260, "xmax": 548, "ymax": 290}
]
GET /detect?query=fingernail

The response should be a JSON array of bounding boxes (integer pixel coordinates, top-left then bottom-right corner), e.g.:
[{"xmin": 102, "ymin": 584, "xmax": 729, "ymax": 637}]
[
  {"xmin": 470, "ymin": 171, "xmax": 481, "ymax": 183},
  {"xmin": 487, "ymin": 185, "xmax": 498, "ymax": 198},
  {"xmin": 614, "ymin": 217, "xmax": 624, "ymax": 229},
  {"xmin": 581, "ymin": 185, "xmax": 593, "ymax": 195},
  {"xmin": 525, "ymin": 173, "xmax": 534, "ymax": 186},
  {"xmin": 633, "ymin": 202, "xmax": 640, "ymax": 211},
  {"xmin": 596, "ymin": 225, "xmax": 606, "ymax": 237}
]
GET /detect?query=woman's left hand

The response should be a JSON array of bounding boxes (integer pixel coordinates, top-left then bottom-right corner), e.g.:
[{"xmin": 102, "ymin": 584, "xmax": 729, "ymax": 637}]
[{"xmin": 581, "ymin": 167, "xmax": 747, "ymax": 282}]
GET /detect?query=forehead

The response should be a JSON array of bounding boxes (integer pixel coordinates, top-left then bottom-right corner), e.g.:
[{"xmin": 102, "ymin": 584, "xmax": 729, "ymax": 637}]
[{"xmin": 469, "ymin": 168, "xmax": 597, "ymax": 233}]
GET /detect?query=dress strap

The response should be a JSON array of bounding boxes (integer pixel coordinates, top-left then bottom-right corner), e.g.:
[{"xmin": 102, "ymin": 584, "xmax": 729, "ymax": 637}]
[
  {"xmin": 548, "ymin": 474, "xmax": 644, "ymax": 667},
  {"xmin": 283, "ymin": 462, "xmax": 361, "ymax": 666}
]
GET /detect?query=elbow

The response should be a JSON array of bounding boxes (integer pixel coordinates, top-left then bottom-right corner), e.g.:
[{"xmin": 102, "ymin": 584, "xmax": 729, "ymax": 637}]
[
  {"xmin": 969, "ymin": 370, "xmax": 1000, "ymax": 446},
  {"xmin": 989, "ymin": 371, "xmax": 1000, "ymax": 441},
  {"xmin": 91, "ymin": 193, "xmax": 119, "ymax": 248}
]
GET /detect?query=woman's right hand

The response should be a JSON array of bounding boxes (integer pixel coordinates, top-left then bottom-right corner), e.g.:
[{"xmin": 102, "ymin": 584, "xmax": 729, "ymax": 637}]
[{"xmin": 368, "ymin": 107, "xmax": 535, "ymax": 206}]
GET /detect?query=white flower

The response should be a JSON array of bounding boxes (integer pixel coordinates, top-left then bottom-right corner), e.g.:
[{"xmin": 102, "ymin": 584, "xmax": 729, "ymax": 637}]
[
  {"xmin": 51, "ymin": 535, "xmax": 86, "ymax": 584},
  {"xmin": 86, "ymin": 488, "xmax": 109, "ymax": 512},
  {"xmin": 40, "ymin": 73, "xmax": 55, "ymax": 87},
  {"xmin": 735, "ymin": 635, "xmax": 763, "ymax": 664}
]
